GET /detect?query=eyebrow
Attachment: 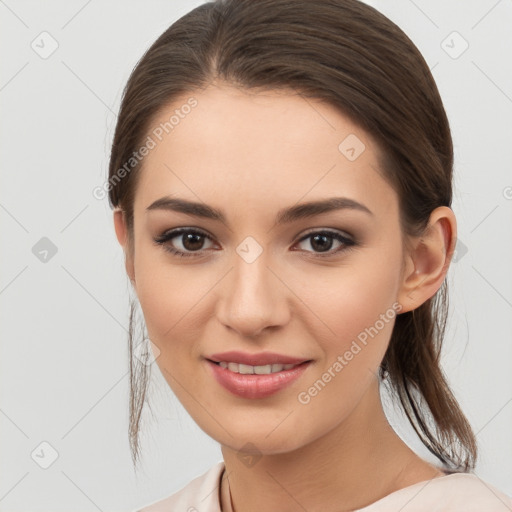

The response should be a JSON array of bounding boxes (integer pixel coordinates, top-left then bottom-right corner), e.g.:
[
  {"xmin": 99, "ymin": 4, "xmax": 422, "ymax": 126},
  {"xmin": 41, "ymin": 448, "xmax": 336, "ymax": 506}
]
[{"xmin": 146, "ymin": 196, "xmax": 373, "ymax": 225}]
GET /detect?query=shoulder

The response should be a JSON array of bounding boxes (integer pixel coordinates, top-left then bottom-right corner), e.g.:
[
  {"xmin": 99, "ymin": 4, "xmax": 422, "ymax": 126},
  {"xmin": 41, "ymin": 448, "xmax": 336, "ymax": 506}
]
[
  {"xmin": 358, "ymin": 473, "xmax": 512, "ymax": 512},
  {"xmin": 137, "ymin": 461, "xmax": 225, "ymax": 512},
  {"xmin": 430, "ymin": 473, "xmax": 512, "ymax": 511}
]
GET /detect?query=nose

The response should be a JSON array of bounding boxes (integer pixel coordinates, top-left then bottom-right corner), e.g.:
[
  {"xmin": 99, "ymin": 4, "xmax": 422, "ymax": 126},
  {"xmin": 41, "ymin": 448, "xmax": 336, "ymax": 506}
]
[{"xmin": 216, "ymin": 251, "xmax": 291, "ymax": 338}]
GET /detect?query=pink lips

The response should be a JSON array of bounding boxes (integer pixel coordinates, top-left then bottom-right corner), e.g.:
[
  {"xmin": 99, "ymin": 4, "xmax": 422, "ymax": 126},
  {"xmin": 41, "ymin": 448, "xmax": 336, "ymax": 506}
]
[{"xmin": 206, "ymin": 351, "xmax": 312, "ymax": 399}]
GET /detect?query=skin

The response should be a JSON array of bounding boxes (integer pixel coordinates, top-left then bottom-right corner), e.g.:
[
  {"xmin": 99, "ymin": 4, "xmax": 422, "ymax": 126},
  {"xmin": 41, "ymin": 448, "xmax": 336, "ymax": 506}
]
[{"xmin": 114, "ymin": 82, "xmax": 457, "ymax": 512}]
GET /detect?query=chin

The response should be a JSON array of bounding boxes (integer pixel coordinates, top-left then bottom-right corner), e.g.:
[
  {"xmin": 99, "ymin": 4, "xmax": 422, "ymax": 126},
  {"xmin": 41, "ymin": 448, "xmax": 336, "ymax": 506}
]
[
  {"xmin": 222, "ymin": 434, "xmax": 307, "ymax": 456},
  {"xmin": 195, "ymin": 412, "xmax": 321, "ymax": 456}
]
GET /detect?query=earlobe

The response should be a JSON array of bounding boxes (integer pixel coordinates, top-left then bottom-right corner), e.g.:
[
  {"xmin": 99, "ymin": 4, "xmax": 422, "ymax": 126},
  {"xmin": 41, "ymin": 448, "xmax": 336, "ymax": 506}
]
[
  {"xmin": 397, "ymin": 206, "xmax": 456, "ymax": 313},
  {"xmin": 113, "ymin": 209, "xmax": 136, "ymax": 285}
]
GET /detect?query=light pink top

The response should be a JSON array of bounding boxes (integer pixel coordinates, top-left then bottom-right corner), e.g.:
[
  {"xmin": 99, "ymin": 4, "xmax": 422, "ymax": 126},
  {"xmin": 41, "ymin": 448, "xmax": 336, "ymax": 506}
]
[{"xmin": 138, "ymin": 461, "xmax": 512, "ymax": 512}]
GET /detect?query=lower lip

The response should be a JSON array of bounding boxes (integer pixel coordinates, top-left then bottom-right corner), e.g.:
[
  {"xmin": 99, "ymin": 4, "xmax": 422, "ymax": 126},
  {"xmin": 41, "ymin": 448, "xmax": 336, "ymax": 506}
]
[{"xmin": 206, "ymin": 360, "xmax": 311, "ymax": 399}]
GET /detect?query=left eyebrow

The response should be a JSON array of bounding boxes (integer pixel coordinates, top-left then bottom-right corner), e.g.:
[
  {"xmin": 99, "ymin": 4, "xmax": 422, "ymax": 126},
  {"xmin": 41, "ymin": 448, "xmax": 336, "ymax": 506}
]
[
  {"xmin": 146, "ymin": 196, "xmax": 373, "ymax": 226},
  {"xmin": 275, "ymin": 197, "xmax": 373, "ymax": 224}
]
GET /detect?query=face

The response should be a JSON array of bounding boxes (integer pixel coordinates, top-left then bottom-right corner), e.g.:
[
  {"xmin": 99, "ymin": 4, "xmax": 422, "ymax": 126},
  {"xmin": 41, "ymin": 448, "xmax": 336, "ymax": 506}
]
[{"xmin": 123, "ymin": 83, "xmax": 410, "ymax": 454}]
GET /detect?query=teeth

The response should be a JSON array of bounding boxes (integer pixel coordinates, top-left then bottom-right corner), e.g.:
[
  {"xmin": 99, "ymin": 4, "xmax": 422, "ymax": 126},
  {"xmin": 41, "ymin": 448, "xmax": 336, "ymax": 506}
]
[
  {"xmin": 217, "ymin": 362, "xmax": 298, "ymax": 374},
  {"xmin": 239, "ymin": 363, "xmax": 254, "ymax": 374}
]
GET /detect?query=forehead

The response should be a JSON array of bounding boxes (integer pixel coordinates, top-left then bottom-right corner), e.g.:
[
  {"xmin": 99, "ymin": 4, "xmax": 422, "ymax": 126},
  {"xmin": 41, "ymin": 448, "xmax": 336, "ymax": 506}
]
[{"xmin": 134, "ymin": 83, "xmax": 396, "ymax": 219}]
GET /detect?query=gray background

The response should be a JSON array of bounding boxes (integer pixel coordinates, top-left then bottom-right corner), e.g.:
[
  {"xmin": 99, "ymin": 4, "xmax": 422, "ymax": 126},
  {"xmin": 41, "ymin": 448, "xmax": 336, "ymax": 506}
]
[{"xmin": 1, "ymin": 0, "xmax": 511, "ymax": 510}]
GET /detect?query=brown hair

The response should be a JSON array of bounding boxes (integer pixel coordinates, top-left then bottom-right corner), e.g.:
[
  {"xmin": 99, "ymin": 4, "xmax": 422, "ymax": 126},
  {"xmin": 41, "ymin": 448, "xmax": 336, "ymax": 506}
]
[{"xmin": 108, "ymin": 0, "xmax": 477, "ymax": 471}]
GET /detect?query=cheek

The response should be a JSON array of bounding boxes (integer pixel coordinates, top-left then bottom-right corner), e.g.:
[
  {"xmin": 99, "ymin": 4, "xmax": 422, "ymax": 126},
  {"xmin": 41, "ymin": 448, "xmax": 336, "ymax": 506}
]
[
  {"xmin": 134, "ymin": 261, "xmax": 211, "ymax": 400},
  {"xmin": 133, "ymin": 248, "xmax": 207, "ymax": 349},
  {"xmin": 292, "ymin": 262, "xmax": 400, "ymax": 425},
  {"xmin": 337, "ymin": 272, "xmax": 398, "ymax": 347},
  {"xmin": 298, "ymin": 249, "xmax": 401, "ymax": 351}
]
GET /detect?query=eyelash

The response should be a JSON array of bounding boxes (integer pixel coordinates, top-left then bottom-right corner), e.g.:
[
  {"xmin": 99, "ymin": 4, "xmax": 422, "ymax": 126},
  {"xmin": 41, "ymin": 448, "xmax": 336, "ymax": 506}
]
[{"xmin": 153, "ymin": 227, "xmax": 356, "ymax": 259}]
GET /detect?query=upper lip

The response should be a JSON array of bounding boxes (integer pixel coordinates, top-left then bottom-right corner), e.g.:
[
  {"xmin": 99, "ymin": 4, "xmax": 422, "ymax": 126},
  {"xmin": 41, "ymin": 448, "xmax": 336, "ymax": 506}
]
[{"xmin": 207, "ymin": 351, "xmax": 310, "ymax": 366}]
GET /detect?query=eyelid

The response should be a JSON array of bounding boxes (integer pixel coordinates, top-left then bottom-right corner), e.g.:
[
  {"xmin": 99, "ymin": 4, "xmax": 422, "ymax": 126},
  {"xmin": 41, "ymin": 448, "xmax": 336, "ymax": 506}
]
[
  {"xmin": 155, "ymin": 226, "xmax": 354, "ymax": 242},
  {"xmin": 153, "ymin": 226, "xmax": 356, "ymax": 258},
  {"xmin": 153, "ymin": 227, "xmax": 217, "ymax": 248},
  {"xmin": 297, "ymin": 227, "xmax": 354, "ymax": 241},
  {"xmin": 155, "ymin": 226, "xmax": 212, "ymax": 240}
]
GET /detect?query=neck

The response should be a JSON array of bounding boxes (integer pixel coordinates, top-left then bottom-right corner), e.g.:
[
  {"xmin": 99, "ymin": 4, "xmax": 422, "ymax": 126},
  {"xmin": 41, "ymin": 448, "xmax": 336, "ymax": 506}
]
[{"xmin": 220, "ymin": 379, "xmax": 442, "ymax": 512}]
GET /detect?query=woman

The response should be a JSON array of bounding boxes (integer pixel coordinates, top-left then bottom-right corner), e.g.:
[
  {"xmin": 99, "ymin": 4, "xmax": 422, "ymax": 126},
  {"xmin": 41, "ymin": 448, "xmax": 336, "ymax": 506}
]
[{"xmin": 108, "ymin": 0, "xmax": 512, "ymax": 510}]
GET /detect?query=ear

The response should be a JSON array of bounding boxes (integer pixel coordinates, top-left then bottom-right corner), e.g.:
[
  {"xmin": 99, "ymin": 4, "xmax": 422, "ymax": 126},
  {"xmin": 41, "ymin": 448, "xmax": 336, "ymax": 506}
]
[
  {"xmin": 113, "ymin": 209, "xmax": 136, "ymax": 285},
  {"xmin": 397, "ymin": 206, "xmax": 456, "ymax": 313}
]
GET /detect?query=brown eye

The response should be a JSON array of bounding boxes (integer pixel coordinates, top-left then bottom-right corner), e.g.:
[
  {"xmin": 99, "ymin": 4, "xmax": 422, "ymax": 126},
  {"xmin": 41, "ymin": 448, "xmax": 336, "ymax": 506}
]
[
  {"xmin": 180, "ymin": 232, "xmax": 206, "ymax": 251},
  {"xmin": 295, "ymin": 230, "xmax": 355, "ymax": 257},
  {"xmin": 153, "ymin": 228, "xmax": 215, "ymax": 257}
]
